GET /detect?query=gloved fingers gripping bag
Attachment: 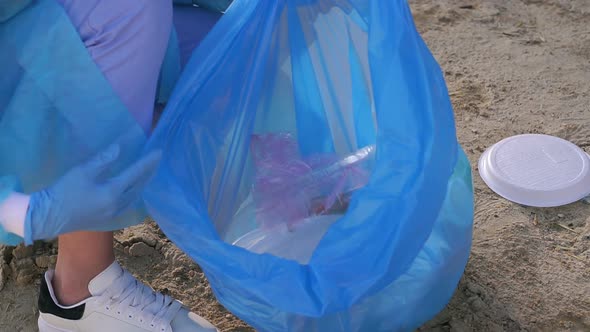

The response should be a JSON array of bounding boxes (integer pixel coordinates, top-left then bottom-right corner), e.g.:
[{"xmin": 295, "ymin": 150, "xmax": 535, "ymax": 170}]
[{"xmin": 143, "ymin": 0, "xmax": 474, "ymax": 331}]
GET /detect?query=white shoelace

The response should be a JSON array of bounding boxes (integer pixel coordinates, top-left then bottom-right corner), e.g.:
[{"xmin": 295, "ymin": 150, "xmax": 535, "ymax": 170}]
[{"xmin": 97, "ymin": 270, "xmax": 182, "ymax": 331}]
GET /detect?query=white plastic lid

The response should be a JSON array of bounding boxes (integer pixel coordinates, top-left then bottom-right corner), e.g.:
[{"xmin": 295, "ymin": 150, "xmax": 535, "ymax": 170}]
[
  {"xmin": 478, "ymin": 134, "xmax": 590, "ymax": 207},
  {"xmin": 233, "ymin": 214, "xmax": 341, "ymax": 264}
]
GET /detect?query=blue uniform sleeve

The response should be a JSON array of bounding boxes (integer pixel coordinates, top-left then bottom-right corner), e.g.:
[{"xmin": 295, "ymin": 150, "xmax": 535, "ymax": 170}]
[
  {"xmin": 0, "ymin": 176, "xmax": 25, "ymax": 245},
  {"xmin": 172, "ymin": 0, "xmax": 232, "ymax": 12},
  {"xmin": 0, "ymin": 0, "xmax": 33, "ymax": 22}
]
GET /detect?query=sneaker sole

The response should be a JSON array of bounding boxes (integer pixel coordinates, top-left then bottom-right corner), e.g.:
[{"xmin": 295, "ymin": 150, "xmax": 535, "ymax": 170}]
[{"xmin": 38, "ymin": 316, "xmax": 76, "ymax": 332}]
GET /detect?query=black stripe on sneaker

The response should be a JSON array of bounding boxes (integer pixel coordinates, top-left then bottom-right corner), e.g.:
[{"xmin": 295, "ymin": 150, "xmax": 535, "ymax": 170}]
[{"xmin": 38, "ymin": 275, "xmax": 85, "ymax": 320}]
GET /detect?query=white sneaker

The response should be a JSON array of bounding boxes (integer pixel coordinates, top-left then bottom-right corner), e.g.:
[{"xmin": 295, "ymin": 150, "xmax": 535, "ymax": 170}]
[{"xmin": 37, "ymin": 261, "xmax": 218, "ymax": 332}]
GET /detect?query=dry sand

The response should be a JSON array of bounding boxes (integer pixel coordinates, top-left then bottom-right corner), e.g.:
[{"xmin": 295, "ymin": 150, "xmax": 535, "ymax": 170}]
[{"xmin": 1, "ymin": 0, "xmax": 589, "ymax": 331}]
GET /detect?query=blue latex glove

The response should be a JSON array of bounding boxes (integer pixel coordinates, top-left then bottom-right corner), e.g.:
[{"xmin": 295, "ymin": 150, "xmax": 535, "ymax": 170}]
[{"xmin": 23, "ymin": 144, "xmax": 162, "ymax": 244}]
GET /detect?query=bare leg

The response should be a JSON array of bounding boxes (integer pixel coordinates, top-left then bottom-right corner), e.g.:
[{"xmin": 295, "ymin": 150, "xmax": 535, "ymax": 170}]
[{"xmin": 53, "ymin": 232, "xmax": 114, "ymax": 305}]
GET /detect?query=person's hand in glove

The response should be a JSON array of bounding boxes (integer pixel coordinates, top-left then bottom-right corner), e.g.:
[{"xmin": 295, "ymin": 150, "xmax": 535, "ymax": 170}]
[{"xmin": 22, "ymin": 144, "xmax": 161, "ymax": 244}]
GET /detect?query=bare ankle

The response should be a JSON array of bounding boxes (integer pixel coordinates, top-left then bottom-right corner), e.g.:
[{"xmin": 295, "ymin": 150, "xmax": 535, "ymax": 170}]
[
  {"xmin": 52, "ymin": 270, "xmax": 92, "ymax": 306},
  {"xmin": 53, "ymin": 231, "xmax": 116, "ymax": 305}
]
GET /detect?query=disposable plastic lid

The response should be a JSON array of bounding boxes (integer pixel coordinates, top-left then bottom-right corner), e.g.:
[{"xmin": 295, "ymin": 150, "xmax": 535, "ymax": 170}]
[
  {"xmin": 478, "ymin": 134, "xmax": 590, "ymax": 207},
  {"xmin": 233, "ymin": 214, "xmax": 341, "ymax": 264}
]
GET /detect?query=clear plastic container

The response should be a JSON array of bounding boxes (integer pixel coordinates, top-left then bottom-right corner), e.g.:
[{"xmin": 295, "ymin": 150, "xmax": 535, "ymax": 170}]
[{"xmin": 222, "ymin": 133, "xmax": 376, "ymax": 259}]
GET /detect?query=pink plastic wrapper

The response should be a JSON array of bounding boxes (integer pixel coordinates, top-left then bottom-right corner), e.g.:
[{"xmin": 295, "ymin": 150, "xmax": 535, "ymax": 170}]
[{"xmin": 250, "ymin": 133, "xmax": 374, "ymax": 230}]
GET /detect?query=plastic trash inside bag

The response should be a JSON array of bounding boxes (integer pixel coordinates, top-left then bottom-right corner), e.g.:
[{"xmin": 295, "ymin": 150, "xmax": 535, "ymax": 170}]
[
  {"xmin": 250, "ymin": 132, "xmax": 374, "ymax": 230},
  {"xmin": 143, "ymin": 0, "xmax": 475, "ymax": 330},
  {"xmin": 225, "ymin": 132, "xmax": 375, "ymax": 262},
  {"xmin": 222, "ymin": 134, "xmax": 375, "ymax": 245}
]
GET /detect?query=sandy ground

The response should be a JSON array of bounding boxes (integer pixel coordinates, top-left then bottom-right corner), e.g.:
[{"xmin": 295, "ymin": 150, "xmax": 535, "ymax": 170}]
[{"xmin": 1, "ymin": 0, "xmax": 589, "ymax": 331}]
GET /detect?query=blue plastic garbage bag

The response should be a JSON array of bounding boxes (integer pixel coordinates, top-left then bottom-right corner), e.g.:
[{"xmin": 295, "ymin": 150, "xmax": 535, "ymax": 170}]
[
  {"xmin": 0, "ymin": 0, "xmax": 148, "ymax": 244},
  {"xmin": 143, "ymin": 0, "xmax": 474, "ymax": 331}
]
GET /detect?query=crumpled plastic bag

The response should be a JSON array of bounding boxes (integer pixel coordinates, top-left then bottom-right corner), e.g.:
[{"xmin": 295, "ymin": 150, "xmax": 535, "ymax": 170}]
[{"xmin": 250, "ymin": 132, "xmax": 374, "ymax": 230}]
